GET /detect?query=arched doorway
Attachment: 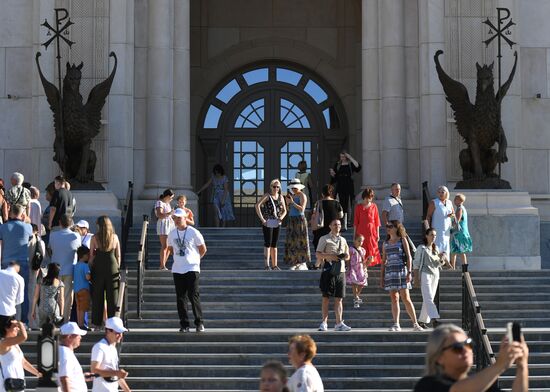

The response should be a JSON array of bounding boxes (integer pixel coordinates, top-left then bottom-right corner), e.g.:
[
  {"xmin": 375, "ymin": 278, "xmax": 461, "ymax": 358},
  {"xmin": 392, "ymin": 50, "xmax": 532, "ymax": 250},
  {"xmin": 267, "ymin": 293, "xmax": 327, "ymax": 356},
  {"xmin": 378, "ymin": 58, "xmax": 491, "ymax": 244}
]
[{"xmin": 198, "ymin": 62, "xmax": 347, "ymax": 226}]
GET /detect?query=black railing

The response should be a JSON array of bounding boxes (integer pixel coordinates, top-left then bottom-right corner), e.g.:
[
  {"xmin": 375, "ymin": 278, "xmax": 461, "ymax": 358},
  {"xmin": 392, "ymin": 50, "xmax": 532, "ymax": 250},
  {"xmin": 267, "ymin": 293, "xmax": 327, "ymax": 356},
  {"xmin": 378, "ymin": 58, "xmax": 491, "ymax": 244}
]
[
  {"xmin": 121, "ymin": 181, "xmax": 134, "ymax": 269},
  {"xmin": 462, "ymin": 264, "xmax": 496, "ymax": 373},
  {"xmin": 136, "ymin": 215, "xmax": 149, "ymax": 319}
]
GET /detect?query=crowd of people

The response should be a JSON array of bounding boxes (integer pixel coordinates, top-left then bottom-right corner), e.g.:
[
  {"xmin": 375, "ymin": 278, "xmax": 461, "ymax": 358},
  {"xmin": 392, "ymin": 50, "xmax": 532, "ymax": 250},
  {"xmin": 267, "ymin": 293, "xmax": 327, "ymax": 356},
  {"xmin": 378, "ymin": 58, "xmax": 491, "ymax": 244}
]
[
  {"xmin": 0, "ymin": 171, "xmax": 130, "ymax": 391},
  {"xmin": 0, "ymin": 162, "xmax": 528, "ymax": 391}
]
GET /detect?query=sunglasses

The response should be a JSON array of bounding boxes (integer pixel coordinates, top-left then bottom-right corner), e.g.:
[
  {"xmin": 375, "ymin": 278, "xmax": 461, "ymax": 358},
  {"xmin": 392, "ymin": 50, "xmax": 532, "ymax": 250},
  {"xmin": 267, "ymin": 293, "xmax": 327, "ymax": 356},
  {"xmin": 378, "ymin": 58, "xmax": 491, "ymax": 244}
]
[
  {"xmin": 272, "ymin": 185, "xmax": 280, "ymax": 189},
  {"xmin": 386, "ymin": 225, "xmax": 395, "ymax": 229},
  {"xmin": 442, "ymin": 338, "xmax": 473, "ymax": 353}
]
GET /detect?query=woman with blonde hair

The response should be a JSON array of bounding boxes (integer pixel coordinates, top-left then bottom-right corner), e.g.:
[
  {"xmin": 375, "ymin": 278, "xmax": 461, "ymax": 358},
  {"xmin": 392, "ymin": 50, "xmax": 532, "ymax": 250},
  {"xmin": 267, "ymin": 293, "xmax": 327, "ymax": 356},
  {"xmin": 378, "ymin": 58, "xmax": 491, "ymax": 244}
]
[
  {"xmin": 426, "ymin": 185, "xmax": 454, "ymax": 257},
  {"xmin": 450, "ymin": 193, "xmax": 473, "ymax": 269},
  {"xmin": 255, "ymin": 179, "xmax": 287, "ymax": 270},
  {"xmin": 89, "ymin": 215, "xmax": 121, "ymax": 329},
  {"xmin": 414, "ymin": 324, "xmax": 529, "ymax": 391}
]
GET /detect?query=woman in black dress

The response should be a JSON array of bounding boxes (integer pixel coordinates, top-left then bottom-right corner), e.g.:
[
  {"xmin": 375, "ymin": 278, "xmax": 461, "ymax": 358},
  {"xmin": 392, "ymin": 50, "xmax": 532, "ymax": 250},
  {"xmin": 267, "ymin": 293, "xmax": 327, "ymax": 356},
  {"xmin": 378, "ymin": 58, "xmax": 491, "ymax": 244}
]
[
  {"xmin": 414, "ymin": 324, "xmax": 528, "ymax": 392},
  {"xmin": 312, "ymin": 184, "xmax": 343, "ymax": 250},
  {"xmin": 329, "ymin": 151, "xmax": 361, "ymax": 230}
]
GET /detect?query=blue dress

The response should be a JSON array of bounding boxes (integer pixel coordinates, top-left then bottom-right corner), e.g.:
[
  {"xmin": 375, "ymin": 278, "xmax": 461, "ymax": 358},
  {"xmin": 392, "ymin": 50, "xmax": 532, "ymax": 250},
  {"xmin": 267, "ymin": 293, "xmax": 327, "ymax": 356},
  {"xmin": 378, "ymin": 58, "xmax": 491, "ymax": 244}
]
[
  {"xmin": 212, "ymin": 175, "xmax": 235, "ymax": 222},
  {"xmin": 383, "ymin": 239, "xmax": 411, "ymax": 291},
  {"xmin": 451, "ymin": 206, "xmax": 473, "ymax": 253}
]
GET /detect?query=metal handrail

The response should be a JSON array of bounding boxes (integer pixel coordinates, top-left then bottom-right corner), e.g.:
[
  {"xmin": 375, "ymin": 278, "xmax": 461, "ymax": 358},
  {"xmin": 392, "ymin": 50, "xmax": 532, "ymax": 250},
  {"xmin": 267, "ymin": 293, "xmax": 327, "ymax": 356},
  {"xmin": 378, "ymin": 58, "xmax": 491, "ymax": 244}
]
[
  {"xmin": 121, "ymin": 181, "xmax": 134, "ymax": 269},
  {"xmin": 115, "ymin": 269, "xmax": 128, "ymax": 325},
  {"xmin": 462, "ymin": 264, "xmax": 496, "ymax": 373},
  {"xmin": 136, "ymin": 215, "xmax": 149, "ymax": 319}
]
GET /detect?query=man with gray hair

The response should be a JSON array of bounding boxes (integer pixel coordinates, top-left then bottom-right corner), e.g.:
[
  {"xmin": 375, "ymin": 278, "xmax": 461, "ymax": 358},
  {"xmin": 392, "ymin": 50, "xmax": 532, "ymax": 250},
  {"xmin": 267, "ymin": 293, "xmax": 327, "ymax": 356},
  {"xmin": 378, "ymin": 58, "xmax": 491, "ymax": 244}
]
[
  {"xmin": 5, "ymin": 172, "xmax": 31, "ymax": 215},
  {"xmin": 382, "ymin": 183, "xmax": 404, "ymax": 226}
]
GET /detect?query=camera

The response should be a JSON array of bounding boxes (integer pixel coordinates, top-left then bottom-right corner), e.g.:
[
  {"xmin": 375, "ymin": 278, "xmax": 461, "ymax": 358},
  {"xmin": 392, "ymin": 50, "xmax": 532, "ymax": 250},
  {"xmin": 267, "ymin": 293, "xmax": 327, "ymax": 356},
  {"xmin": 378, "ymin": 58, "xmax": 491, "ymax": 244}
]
[{"xmin": 178, "ymin": 248, "xmax": 186, "ymax": 257}]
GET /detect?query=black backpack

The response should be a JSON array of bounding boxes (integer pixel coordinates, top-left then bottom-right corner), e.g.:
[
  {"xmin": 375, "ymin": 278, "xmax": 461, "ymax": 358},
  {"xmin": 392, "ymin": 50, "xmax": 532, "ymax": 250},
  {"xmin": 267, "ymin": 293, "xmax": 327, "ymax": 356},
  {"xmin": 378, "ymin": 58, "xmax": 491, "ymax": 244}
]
[{"xmin": 30, "ymin": 236, "xmax": 44, "ymax": 271}]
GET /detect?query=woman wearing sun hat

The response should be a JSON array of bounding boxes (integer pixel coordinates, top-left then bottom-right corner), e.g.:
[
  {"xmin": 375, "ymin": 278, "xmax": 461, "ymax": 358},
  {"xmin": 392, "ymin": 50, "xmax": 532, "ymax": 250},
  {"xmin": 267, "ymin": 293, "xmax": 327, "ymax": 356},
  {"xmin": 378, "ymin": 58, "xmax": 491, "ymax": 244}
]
[{"xmin": 284, "ymin": 179, "xmax": 311, "ymax": 270}]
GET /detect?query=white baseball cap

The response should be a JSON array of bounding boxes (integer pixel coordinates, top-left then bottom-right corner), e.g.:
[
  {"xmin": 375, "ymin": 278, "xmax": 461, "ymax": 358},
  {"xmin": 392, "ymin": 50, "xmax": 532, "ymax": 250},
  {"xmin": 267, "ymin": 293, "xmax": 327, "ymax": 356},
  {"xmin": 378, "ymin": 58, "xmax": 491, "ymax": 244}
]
[
  {"xmin": 59, "ymin": 322, "xmax": 87, "ymax": 336},
  {"xmin": 105, "ymin": 317, "xmax": 128, "ymax": 333},
  {"xmin": 172, "ymin": 208, "xmax": 188, "ymax": 218},
  {"xmin": 75, "ymin": 220, "xmax": 89, "ymax": 229}
]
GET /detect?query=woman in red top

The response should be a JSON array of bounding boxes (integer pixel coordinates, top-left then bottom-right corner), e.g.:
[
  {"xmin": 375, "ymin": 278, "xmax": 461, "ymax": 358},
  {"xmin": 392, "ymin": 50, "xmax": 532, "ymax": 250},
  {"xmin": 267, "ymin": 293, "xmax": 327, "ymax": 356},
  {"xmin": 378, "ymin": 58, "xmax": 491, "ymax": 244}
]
[{"xmin": 353, "ymin": 188, "xmax": 381, "ymax": 266}]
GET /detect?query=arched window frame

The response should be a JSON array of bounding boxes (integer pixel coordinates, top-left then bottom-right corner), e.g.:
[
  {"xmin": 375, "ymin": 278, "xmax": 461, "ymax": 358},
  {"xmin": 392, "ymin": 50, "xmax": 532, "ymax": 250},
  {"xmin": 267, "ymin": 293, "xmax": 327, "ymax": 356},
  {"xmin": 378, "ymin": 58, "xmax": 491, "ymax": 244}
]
[{"xmin": 199, "ymin": 62, "xmax": 344, "ymax": 134}]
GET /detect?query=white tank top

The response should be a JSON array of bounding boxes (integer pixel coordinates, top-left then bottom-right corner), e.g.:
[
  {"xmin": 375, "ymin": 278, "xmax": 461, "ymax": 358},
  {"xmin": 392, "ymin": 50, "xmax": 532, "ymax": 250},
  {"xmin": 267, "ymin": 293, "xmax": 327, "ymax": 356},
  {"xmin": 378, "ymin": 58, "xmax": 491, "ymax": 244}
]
[{"xmin": 0, "ymin": 344, "xmax": 25, "ymax": 391}]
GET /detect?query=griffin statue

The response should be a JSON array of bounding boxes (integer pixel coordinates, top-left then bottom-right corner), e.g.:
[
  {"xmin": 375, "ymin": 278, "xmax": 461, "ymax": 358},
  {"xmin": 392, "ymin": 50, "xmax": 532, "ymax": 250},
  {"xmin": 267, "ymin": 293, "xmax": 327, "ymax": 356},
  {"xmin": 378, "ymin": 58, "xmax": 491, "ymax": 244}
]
[
  {"xmin": 434, "ymin": 50, "xmax": 517, "ymax": 189},
  {"xmin": 36, "ymin": 51, "xmax": 117, "ymax": 188}
]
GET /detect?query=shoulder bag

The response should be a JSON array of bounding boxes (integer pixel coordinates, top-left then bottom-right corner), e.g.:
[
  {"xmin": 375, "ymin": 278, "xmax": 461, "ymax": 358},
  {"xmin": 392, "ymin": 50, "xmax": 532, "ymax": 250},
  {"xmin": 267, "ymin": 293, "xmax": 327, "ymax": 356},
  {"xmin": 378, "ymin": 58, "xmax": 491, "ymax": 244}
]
[
  {"xmin": 329, "ymin": 237, "xmax": 344, "ymax": 276},
  {"xmin": 0, "ymin": 362, "xmax": 25, "ymax": 392}
]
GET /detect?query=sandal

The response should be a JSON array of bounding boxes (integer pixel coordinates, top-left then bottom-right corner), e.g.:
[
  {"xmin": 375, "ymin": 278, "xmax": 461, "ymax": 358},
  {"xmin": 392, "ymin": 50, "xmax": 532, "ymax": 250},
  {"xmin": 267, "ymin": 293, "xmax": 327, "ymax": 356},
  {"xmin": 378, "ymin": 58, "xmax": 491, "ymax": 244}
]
[{"xmin": 272, "ymin": 266, "xmax": 281, "ymax": 271}]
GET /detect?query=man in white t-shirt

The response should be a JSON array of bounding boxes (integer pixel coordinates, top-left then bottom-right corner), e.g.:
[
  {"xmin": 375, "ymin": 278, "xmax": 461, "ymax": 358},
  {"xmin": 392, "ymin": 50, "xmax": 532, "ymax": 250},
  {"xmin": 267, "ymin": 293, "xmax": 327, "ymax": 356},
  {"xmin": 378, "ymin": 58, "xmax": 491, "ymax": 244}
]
[
  {"xmin": 167, "ymin": 208, "xmax": 207, "ymax": 333},
  {"xmin": 0, "ymin": 261, "xmax": 24, "ymax": 318},
  {"xmin": 58, "ymin": 322, "xmax": 89, "ymax": 392},
  {"xmin": 90, "ymin": 317, "xmax": 131, "ymax": 392},
  {"xmin": 287, "ymin": 334, "xmax": 324, "ymax": 392}
]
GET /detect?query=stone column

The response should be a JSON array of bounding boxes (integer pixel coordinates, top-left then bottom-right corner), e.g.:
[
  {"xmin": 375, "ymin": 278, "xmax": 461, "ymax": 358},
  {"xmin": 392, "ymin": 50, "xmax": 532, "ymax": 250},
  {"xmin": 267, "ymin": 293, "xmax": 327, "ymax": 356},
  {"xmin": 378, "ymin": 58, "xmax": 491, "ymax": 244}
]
[
  {"xmin": 418, "ymin": 0, "xmax": 446, "ymax": 194},
  {"xmin": 32, "ymin": 0, "xmax": 57, "ymax": 188},
  {"xmin": 172, "ymin": 0, "xmax": 191, "ymax": 191},
  {"xmin": 142, "ymin": 0, "xmax": 173, "ymax": 199},
  {"xmin": 108, "ymin": 0, "xmax": 134, "ymax": 197},
  {"xmin": 379, "ymin": 0, "xmax": 408, "ymax": 189},
  {"xmin": 361, "ymin": 0, "xmax": 381, "ymax": 189}
]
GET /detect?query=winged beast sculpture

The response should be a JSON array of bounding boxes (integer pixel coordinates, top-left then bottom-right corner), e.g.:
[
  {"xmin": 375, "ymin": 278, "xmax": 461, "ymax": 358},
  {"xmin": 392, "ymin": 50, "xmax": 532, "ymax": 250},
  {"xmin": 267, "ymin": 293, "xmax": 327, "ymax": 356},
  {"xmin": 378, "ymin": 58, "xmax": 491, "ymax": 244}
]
[
  {"xmin": 36, "ymin": 51, "xmax": 117, "ymax": 186},
  {"xmin": 434, "ymin": 50, "xmax": 517, "ymax": 189}
]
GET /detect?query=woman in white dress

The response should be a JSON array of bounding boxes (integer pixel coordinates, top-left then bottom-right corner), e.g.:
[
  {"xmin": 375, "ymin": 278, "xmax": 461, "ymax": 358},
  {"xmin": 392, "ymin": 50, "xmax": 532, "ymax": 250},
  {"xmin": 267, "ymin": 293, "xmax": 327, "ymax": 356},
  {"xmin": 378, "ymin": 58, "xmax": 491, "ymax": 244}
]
[
  {"xmin": 155, "ymin": 189, "xmax": 175, "ymax": 270},
  {"xmin": 425, "ymin": 185, "xmax": 454, "ymax": 257},
  {"xmin": 0, "ymin": 317, "xmax": 42, "ymax": 391}
]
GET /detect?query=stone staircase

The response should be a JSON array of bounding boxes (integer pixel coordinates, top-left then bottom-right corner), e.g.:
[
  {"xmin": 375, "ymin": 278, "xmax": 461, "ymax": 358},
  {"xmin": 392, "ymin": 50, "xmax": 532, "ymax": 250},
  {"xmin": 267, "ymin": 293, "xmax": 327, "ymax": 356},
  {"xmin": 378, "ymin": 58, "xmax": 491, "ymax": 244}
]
[
  {"xmin": 19, "ymin": 225, "xmax": 550, "ymax": 391},
  {"xmin": 471, "ymin": 271, "xmax": 550, "ymax": 389}
]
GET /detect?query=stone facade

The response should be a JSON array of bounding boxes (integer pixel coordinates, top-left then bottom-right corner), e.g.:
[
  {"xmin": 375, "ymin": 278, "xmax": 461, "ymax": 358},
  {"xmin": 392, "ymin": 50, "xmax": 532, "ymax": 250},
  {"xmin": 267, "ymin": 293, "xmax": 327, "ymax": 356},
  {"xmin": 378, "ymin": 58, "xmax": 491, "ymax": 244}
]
[{"xmin": 1, "ymin": 0, "xmax": 550, "ymax": 215}]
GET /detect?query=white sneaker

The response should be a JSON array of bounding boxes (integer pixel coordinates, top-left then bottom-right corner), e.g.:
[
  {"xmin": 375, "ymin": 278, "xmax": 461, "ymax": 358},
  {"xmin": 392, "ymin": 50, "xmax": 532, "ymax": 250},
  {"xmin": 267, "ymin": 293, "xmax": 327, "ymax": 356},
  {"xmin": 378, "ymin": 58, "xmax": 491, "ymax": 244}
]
[
  {"xmin": 334, "ymin": 322, "xmax": 352, "ymax": 331},
  {"xmin": 353, "ymin": 302, "xmax": 360, "ymax": 308},
  {"xmin": 413, "ymin": 323, "xmax": 426, "ymax": 332},
  {"xmin": 388, "ymin": 323, "xmax": 401, "ymax": 332},
  {"xmin": 297, "ymin": 263, "xmax": 308, "ymax": 270},
  {"xmin": 318, "ymin": 322, "xmax": 328, "ymax": 331},
  {"xmin": 289, "ymin": 265, "xmax": 297, "ymax": 271},
  {"xmin": 355, "ymin": 297, "xmax": 363, "ymax": 304}
]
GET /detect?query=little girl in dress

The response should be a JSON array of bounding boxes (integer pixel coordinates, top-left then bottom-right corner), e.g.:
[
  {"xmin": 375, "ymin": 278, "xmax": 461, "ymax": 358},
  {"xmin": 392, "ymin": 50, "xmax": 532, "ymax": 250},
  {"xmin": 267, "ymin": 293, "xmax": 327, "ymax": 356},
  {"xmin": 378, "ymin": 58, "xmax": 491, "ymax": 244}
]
[{"xmin": 346, "ymin": 235, "xmax": 374, "ymax": 308}]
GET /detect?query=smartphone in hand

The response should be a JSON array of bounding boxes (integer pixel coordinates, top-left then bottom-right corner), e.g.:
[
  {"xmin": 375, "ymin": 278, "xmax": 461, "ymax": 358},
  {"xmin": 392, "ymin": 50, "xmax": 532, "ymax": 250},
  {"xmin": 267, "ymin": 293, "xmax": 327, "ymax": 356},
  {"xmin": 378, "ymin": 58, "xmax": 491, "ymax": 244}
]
[{"xmin": 506, "ymin": 322, "xmax": 521, "ymax": 342}]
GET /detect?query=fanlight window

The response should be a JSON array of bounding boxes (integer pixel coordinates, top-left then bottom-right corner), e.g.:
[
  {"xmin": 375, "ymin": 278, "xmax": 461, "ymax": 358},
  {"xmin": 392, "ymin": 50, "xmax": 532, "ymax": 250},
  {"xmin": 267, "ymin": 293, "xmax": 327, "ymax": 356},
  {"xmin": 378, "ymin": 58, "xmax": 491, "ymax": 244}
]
[
  {"xmin": 235, "ymin": 99, "xmax": 265, "ymax": 128},
  {"xmin": 202, "ymin": 65, "xmax": 339, "ymax": 130},
  {"xmin": 280, "ymin": 99, "xmax": 310, "ymax": 128}
]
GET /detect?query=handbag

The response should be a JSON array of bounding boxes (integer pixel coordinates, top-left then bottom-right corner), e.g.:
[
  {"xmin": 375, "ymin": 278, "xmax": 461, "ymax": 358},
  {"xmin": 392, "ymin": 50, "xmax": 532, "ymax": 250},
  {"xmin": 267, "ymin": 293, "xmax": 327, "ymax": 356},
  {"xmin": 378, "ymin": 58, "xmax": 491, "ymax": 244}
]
[
  {"xmin": 0, "ymin": 362, "xmax": 25, "ymax": 392},
  {"xmin": 310, "ymin": 201, "xmax": 324, "ymax": 231}
]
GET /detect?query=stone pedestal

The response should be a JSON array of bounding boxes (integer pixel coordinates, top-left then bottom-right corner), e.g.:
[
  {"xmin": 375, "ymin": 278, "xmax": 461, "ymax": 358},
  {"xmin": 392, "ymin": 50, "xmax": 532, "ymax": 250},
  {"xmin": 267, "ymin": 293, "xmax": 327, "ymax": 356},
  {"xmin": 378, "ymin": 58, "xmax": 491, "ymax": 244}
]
[
  {"xmin": 70, "ymin": 190, "xmax": 122, "ymax": 234},
  {"xmin": 457, "ymin": 190, "xmax": 541, "ymax": 270}
]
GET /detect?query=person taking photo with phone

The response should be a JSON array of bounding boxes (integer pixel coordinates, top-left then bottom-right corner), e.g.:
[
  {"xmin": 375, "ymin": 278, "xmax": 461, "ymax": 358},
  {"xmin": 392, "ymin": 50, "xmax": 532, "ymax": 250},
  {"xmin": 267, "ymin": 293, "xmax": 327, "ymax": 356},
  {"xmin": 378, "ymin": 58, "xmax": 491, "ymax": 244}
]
[{"xmin": 414, "ymin": 323, "xmax": 529, "ymax": 392}]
